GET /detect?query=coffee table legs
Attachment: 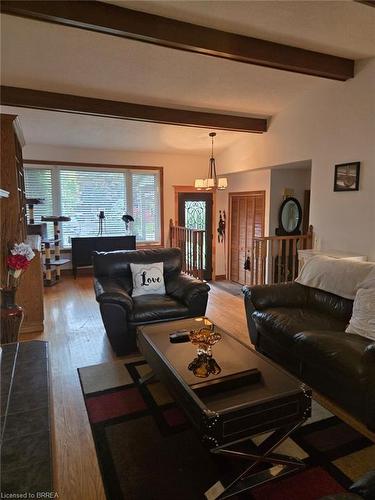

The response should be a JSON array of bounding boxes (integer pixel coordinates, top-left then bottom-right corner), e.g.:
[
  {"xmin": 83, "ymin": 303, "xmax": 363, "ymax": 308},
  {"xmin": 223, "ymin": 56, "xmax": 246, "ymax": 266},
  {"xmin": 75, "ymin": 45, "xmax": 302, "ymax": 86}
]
[{"xmin": 207, "ymin": 420, "xmax": 305, "ymax": 499}]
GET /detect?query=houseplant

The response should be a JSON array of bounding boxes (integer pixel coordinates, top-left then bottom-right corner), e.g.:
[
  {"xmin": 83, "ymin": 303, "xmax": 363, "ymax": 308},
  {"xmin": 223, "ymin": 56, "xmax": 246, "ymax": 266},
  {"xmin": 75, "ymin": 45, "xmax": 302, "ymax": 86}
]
[{"xmin": 1, "ymin": 242, "xmax": 35, "ymax": 344}]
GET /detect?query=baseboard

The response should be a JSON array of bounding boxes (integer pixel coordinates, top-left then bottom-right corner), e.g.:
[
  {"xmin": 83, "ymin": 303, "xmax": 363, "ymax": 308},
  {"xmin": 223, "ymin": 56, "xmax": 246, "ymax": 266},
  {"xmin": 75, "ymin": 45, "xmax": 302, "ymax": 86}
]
[{"xmin": 214, "ymin": 274, "xmax": 227, "ymax": 281}]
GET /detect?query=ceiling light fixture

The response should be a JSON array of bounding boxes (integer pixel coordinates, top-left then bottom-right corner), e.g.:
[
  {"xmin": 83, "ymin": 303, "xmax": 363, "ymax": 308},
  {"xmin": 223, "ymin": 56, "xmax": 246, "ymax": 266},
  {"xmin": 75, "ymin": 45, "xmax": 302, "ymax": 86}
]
[{"xmin": 195, "ymin": 132, "xmax": 228, "ymax": 191}]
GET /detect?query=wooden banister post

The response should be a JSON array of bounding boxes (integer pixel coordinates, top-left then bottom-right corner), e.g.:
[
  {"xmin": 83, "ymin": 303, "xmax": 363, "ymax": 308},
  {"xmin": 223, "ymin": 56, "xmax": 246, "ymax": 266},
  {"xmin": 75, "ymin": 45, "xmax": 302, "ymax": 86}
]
[
  {"xmin": 197, "ymin": 231, "xmax": 202, "ymax": 280},
  {"xmin": 169, "ymin": 218, "xmax": 174, "ymax": 247},
  {"xmin": 308, "ymin": 225, "xmax": 314, "ymax": 249}
]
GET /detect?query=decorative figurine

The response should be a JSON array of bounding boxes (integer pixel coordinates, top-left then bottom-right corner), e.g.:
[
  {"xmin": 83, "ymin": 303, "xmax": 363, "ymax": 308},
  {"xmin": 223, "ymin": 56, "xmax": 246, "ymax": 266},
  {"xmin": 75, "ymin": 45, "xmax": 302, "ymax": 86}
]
[
  {"xmin": 122, "ymin": 214, "xmax": 134, "ymax": 232},
  {"xmin": 188, "ymin": 353, "xmax": 221, "ymax": 378},
  {"xmin": 217, "ymin": 210, "xmax": 226, "ymax": 243},
  {"xmin": 187, "ymin": 324, "xmax": 222, "ymax": 378},
  {"xmin": 97, "ymin": 210, "xmax": 105, "ymax": 236},
  {"xmin": 189, "ymin": 327, "xmax": 222, "ymax": 348},
  {"xmin": 244, "ymin": 251, "xmax": 251, "ymax": 271}
]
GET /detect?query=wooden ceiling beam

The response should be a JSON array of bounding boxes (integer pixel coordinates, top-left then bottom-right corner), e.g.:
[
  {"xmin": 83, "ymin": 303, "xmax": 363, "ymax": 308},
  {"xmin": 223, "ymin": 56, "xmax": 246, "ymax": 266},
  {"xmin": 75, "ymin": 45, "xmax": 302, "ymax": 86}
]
[
  {"xmin": 0, "ymin": 86, "xmax": 268, "ymax": 133},
  {"xmin": 355, "ymin": 1, "xmax": 375, "ymax": 8},
  {"xmin": 1, "ymin": 1, "xmax": 354, "ymax": 81}
]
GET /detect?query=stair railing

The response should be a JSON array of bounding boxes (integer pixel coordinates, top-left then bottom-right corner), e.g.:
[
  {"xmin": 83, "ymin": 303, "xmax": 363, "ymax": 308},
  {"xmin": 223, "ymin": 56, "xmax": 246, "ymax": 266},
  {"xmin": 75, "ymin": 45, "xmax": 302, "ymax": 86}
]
[
  {"xmin": 251, "ymin": 225, "xmax": 313, "ymax": 285},
  {"xmin": 169, "ymin": 219, "xmax": 205, "ymax": 280}
]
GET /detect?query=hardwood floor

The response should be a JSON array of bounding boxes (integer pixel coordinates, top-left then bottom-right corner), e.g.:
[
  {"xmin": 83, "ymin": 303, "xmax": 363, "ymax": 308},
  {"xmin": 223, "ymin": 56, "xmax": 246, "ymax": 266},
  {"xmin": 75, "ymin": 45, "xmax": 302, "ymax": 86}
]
[
  {"xmin": 19, "ymin": 276, "xmax": 249, "ymax": 500},
  {"xmin": 19, "ymin": 276, "xmax": 374, "ymax": 499}
]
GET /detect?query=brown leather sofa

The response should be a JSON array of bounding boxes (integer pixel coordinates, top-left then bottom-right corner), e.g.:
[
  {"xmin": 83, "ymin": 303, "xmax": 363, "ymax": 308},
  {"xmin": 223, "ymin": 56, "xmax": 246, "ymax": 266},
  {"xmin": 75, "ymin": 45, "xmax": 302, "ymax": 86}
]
[
  {"xmin": 93, "ymin": 248, "xmax": 210, "ymax": 355},
  {"xmin": 243, "ymin": 282, "xmax": 375, "ymax": 431}
]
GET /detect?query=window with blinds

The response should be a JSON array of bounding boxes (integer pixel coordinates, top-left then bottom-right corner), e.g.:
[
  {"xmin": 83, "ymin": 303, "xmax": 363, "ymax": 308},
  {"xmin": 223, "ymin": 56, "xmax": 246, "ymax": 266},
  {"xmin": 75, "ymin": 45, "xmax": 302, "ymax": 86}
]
[
  {"xmin": 24, "ymin": 165, "xmax": 161, "ymax": 247},
  {"xmin": 24, "ymin": 168, "xmax": 54, "ymax": 240},
  {"xmin": 132, "ymin": 171, "xmax": 160, "ymax": 243},
  {"xmin": 60, "ymin": 169, "xmax": 126, "ymax": 246}
]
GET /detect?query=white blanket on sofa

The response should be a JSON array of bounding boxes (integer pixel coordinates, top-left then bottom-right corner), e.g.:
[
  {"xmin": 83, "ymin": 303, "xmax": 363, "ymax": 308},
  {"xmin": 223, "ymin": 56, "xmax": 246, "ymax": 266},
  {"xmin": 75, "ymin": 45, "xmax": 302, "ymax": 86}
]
[{"xmin": 295, "ymin": 255, "xmax": 375, "ymax": 299}]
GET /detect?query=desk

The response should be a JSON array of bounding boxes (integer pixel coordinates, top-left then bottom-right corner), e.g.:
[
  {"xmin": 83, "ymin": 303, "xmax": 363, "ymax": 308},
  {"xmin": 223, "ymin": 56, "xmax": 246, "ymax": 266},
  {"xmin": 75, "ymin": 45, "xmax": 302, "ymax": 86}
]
[{"xmin": 71, "ymin": 235, "xmax": 136, "ymax": 277}]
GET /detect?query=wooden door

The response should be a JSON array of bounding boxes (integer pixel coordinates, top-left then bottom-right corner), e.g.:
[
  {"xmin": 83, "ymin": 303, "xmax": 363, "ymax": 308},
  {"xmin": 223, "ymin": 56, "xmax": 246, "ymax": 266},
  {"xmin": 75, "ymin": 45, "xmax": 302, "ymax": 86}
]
[
  {"xmin": 178, "ymin": 192, "xmax": 213, "ymax": 281},
  {"xmin": 229, "ymin": 191, "xmax": 265, "ymax": 284}
]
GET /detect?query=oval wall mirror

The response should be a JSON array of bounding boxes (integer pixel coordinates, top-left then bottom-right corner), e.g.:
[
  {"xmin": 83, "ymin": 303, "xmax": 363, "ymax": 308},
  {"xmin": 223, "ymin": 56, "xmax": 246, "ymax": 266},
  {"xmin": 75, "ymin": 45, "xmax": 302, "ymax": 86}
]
[{"xmin": 278, "ymin": 197, "xmax": 302, "ymax": 235}]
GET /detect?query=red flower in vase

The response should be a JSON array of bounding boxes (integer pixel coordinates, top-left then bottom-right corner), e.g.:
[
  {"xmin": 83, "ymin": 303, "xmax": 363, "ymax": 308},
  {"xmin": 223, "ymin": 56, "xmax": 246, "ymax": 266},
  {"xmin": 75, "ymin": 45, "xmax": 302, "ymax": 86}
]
[{"xmin": 7, "ymin": 254, "xmax": 30, "ymax": 271}]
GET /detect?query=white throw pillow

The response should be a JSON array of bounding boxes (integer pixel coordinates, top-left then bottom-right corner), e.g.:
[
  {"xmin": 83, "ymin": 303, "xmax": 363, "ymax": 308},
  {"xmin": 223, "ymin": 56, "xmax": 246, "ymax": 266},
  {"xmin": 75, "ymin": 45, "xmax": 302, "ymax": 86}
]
[
  {"xmin": 130, "ymin": 262, "xmax": 166, "ymax": 297},
  {"xmin": 345, "ymin": 288, "xmax": 375, "ymax": 341},
  {"xmin": 358, "ymin": 267, "xmax": 375, "ymax": 290},
  {"xmin": 295, "ymin": 255, "xmax": 374, "ymax": 299}
]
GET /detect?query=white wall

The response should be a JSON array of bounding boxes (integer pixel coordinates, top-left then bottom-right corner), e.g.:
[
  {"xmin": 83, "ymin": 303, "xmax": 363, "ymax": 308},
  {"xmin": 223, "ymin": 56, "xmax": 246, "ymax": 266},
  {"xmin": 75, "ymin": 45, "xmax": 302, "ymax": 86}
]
[
  {"xmin": 217, "ymin": 58, "xmax": 375, "ymax": 260},
  {"xmin": 215, "ymin": 168, "xmax": 271, "ymax": 276},
  {"xmin": 23, "ymin": 144, "xmax": 208, "ymax": 246},
  {"xmin": 269, "ymin": 167, "xmax": 311, "ymax": 235}
]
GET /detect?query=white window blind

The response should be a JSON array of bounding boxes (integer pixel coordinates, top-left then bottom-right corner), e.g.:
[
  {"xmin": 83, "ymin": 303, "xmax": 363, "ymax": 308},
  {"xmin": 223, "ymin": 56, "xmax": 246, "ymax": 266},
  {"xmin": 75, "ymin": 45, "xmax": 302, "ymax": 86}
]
[
  {"xmin": 24, "ymin": 165, "xmax": 162, "ymax": 247},
  {"xmin": 132, "ymin": 171, "xmax": 160, "ymax": 243},
  {"xmin": 24, "ymin": 168, "xmax": 54, "ymax": 240},
  {"xmin": 60, "ymin": 169, "xmax": 126, "ymax": 246}
]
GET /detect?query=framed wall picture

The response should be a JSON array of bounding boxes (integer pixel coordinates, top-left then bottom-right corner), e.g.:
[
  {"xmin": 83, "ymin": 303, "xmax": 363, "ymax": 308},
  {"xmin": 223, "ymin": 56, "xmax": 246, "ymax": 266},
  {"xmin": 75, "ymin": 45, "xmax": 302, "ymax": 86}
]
[{"xmin": 334, "ymin": 162, "xmax": 360, "ymax": 192}]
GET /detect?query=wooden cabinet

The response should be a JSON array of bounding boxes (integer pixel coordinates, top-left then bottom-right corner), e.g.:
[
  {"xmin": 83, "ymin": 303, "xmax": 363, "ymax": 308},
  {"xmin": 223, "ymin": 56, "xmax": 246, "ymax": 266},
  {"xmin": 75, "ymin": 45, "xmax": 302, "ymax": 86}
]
[
  {"xmin": 229, "ymin": 191, "xmax": 265, "ymax": 284},
  {"xmin": 0, "ymin": 115, "xmax": 44, "ymax": 333},
  {"xmin": 0, "ymin": 114, "xmax": 26, "ymax": 287},
  {"xmin": 18, "ymin": 236, "xmax": 44, "ymax": 333}
]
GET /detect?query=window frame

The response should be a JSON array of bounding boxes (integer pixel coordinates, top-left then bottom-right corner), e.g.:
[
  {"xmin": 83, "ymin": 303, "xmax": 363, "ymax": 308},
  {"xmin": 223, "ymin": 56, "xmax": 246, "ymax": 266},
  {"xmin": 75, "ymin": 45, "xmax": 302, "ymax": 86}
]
[{"xmin": 24, "ymin": 160, "xmax": 164, "ymax": 248}]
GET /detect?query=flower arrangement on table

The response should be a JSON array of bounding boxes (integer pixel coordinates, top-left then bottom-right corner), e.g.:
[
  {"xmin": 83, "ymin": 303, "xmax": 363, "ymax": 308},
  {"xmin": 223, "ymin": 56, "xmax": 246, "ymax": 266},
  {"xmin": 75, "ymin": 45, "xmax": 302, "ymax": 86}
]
[
  {"xmin": 1, "ymin": 242, "xmax": 35, "ymax": 344},
  {"xmin": 6, "ymin": 242, "xmax": 35, "ymax": 289}
]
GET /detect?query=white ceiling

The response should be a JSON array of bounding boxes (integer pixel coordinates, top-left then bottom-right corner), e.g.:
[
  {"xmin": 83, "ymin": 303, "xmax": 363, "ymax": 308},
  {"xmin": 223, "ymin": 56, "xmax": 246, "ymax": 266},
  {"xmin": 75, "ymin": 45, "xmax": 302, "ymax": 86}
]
[
  {"xmin": 0, "ymin": 13, "xmax": 332, "ymax": 116},
  {"xmin": 1, "ymin": 1, "xmax": 374, "ymax": 153}
]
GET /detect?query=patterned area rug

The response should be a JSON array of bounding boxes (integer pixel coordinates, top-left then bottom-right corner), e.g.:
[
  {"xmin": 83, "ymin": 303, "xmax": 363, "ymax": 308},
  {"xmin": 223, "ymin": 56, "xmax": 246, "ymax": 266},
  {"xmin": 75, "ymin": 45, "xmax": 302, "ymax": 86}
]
[{"xmin": 78, "ymin": 358, "xmax": 375, "ymax": 500}]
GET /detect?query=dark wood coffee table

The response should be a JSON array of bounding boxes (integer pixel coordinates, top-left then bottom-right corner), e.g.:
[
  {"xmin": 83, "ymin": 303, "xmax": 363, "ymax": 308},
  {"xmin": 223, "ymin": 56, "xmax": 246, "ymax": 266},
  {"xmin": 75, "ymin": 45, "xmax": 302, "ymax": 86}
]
[{"xmin": 137, "ymin": 317, "xmax": 311, "ymax": 499}]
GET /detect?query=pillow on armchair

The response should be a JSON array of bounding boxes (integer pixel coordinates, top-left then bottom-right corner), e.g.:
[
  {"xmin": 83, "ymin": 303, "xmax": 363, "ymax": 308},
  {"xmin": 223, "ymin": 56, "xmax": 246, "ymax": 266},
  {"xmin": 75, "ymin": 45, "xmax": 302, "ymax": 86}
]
[
  {"xmin": 93, "ymin": 247, "xmax": 210, "ymax": 355},
  {"xmin": 130, "ymin": 262, "xmax": 166, "ymax": 297}
]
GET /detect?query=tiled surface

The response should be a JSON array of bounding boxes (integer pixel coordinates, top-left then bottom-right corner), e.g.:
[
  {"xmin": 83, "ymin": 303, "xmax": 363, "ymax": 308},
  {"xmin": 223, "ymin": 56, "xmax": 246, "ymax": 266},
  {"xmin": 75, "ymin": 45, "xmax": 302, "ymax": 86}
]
[
  {"xmin": 0, "ymin": 341, "xmax": 52, "ymax": 494},
  {"xmin": 1, "ymin": 406, "xmax": 49, "ymax": 441},
  {"xmin": 0, "ymin": 343, "xmax": 18, "ymax": 418},
  {"xmin": 1, "ymin": 460, "xmax": 52, "ymax": 495},
  {"xmin": 2, "ymin": 430, "xmax": 51, "ymax": 473}
]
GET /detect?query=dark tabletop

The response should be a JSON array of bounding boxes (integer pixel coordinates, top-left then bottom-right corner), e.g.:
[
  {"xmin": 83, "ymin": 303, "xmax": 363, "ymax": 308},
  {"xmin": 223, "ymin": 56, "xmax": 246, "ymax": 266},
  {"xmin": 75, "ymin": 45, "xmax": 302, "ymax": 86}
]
[{"xmin": 138, "ymin": 317, "xmax": 307, "ymax": 414}]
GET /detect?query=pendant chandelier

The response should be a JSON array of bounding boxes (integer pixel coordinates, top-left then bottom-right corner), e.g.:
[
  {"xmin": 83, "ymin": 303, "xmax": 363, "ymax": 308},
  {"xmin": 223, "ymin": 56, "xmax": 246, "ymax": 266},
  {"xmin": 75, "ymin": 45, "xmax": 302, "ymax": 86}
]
[{"xmin": 195, "ymin": 132, "xmax": 228, "ymax": 191}]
